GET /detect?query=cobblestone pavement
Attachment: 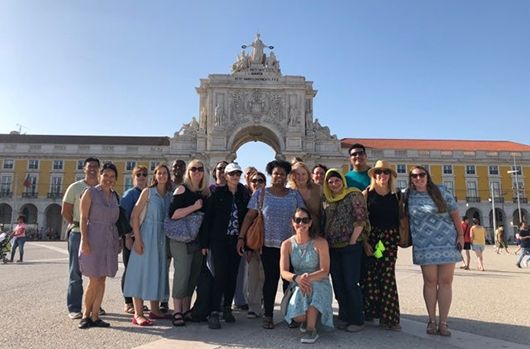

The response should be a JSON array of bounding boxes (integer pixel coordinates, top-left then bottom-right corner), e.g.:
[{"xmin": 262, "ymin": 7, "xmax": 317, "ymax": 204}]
[{"xmin": 1, "ymin": 242, "xmax": 528, "ymax": 349}]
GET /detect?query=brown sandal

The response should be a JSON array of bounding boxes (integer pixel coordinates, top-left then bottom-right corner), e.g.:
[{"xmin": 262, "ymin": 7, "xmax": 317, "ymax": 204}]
[
  {"xmin": 438, "ymin": 321, "xmax": 451, "ymax": 336},
  {"xmin": 426, "ymin": 320, "xmax": 437, "ymax": 335}
]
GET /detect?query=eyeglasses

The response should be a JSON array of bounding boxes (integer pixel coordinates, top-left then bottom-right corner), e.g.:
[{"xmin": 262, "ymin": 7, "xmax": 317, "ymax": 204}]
[
  {"xmin": 251, "ymin": 178, "xmax": 265, "ymax": 184},
  {"xmin": 350, "ymin": 151, "xmax": 366, "ymax": 157},
  {"xmin": 374, "ymin": 169, "xmax": 392, "ymax": 176},
  {"xmin": 135, "ymin": 173, "xmax": 148, "ymax": 178},
  {"xmin": 227, "ymin": 171, "xmax": 242, "ymax": 177},
  {"xmin": 190, "ymin": 167, "xmax": 204, "ymax": 173},
  {"xmin": 410, "ymin": 172, "xmax": 427, "ymax": 179},
  {"xmin": 293, "ymin": 217, "xmax": 311, "ymax": 224}
]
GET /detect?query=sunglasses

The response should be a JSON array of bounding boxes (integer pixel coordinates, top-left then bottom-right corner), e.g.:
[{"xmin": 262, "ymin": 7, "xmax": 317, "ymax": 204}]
[
  {"xmin": 227, "ymin": 171, "xmax": 242, "ymax": 177},
  {"xmin": 135, "ymin": 173, "xmax": 148, "ymax": 178},
  {"xmin": 350, "ymin": 150, "xmax": 366, "ymax": 157},
  {"xmin": 251, "ymin": 178, "xmax": 265, "ymax": 184},
  {"xmin": 374, "ymin": 169, "xmax": 392, "ymax": 176},
  {"xmin": 216, "ymin": 167, "xmax": 226, "ymax": 171},
  {"xmin": 190, "ymin": 167, "xmax": 204, "ymax": 173},
  {"xmin": 293, "ymin": 217, "xmax": 311, "ymax": 224},
  {"xmin": 410, "ymin": 172, "xmax": 427, "ymax": 179}
]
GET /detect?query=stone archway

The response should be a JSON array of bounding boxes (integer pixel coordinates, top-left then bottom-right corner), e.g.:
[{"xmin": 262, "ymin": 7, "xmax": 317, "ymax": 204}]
[
  {"xmin": 45, "ymin": 204, "xmax": 62, "ymax": 240},
  {"xmin": 19, "ymin": 204, "xmax": 38, "ymax": 224},
  {"xmin": 168, "ymin": 34, "xmax": 344, "ymax": 170},
  {"xmin": 0, "ymin": 203, "xmax": 12, "ymax": 225}
]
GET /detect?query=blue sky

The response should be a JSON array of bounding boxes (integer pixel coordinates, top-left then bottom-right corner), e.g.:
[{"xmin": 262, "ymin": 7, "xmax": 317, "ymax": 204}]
[{"xmin": 1, "ymin": 1, "xmax": 529, "ymax": 172}]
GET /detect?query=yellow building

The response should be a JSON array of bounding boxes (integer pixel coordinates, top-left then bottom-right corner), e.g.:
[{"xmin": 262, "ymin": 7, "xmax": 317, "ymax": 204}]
[{"xmin": 1, "ymin": 133, "xmax": 529, "ymax": 242}]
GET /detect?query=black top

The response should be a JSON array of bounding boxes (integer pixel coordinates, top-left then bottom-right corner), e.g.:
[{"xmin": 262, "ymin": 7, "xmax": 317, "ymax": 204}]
[
  {"xmin": 168, "ymin": 184, "xmax": 207, "ymax": 218},
  {"xmin": 200, "ymin": 183, "xmax": 250, "ymax": 248},
  {"xmin": 520, "ymin": 228, "xmax": 530, "ymax": 248},
  {"xmin": 366, "ymin": 189, "xmax": 399, "ymax": 230}
]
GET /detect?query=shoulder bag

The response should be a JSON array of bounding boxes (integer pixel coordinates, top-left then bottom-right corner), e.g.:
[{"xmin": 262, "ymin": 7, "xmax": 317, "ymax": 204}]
[
  {"xmin": 113, "ymin": 192, "xmax": 131, "ymax": 237},
  {"xmin": 245, "ymin": 187, "xmax": 265, "ymax": 250},
  {"xmin": 396, "ymin": 189, "xmax": 412, "ymax": 248},
  {"xmin": 164, "ymin": 211, "xmax": 205, "ymax": 243}
]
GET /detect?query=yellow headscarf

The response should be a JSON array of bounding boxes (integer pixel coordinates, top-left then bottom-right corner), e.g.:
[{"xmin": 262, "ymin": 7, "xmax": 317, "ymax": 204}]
[{"xmin": 323, "ymin": 168, "xmax": 360, "ymax": 203}]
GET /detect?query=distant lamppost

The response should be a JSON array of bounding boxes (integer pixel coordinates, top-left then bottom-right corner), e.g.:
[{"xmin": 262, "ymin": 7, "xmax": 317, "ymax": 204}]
[
  {"xmin": 507, "ymin": 155, "xmax": 523, "ymax": 225},
  {"xmin": 489, "ymin": 183, "xmax": 497, "ymax": 243}
]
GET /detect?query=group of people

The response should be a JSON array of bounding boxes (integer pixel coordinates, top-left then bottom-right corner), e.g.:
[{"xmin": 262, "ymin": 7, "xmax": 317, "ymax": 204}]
[{"xmin": 61, "ymin": 142, "xmax": 469, "ymax": 344}]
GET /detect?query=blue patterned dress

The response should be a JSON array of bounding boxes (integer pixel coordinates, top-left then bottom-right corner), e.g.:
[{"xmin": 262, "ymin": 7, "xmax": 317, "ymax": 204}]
[
  {"xmin": 408, "ymin": 185, "xmax": 461, "ymax": 265},
  {"xmin": 284, "ymin": 236, "xmax": 334, "ymax": 329}
]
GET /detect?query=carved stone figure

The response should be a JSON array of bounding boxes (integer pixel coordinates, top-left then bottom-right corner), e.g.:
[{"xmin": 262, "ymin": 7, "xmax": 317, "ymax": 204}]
[
  {"xmin": 246, "ymin": 33, "xmax": 269, "ymax": 65},
  {"xmin": 288, "ymin": 104, "xmax": 299, "ymax": 126},
  {"xmin": 232, "ymin": 49, "xmax": 250, "ymax": 73},
  {"xmin": 214, "ymin": 104, "xmax": 223, "ymax": 127},
  {"xmin": 200, "ymin": 107, "xmax": 207, "ymax": 129},
  {"xmin": 177, "ymin": 116, "xmax": 199, "ymax": 136},
  {"xmin": 266, "ymin": 51, "xmax": 280, "ymax": 73}
]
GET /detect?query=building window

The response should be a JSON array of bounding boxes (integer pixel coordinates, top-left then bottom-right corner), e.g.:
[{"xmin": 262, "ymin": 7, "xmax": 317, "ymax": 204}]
[
  {"xmin": 50, "ymin": 176, "xmax": 62, "ymax": 194},
  {"xmin": 77, "ymin": 160, "xmax": 84, "ymax": 170},
  {"xmin": 396, "ymin": 164, "xmax": 406, "ymax": 174},
  {"xmin": 22, "ymin": 175, "xmax": 37, "ymax": 197},
  {"xmin": 75, "ymin": 174, "xmax": 84, "ymax": 182},
  {"xmin": 491, "ymin": 181, "xmax": 501, "ymax": 197},
  {"xmin": 466, "ymin": 181, "xmax": 478, "ymax": 198},
  {"xmin": 126, "ymin": 161, "xmax": 136, "ymax": 171},
  {"xmin": 443, "ymin": 181, "xmax": 454, "ymax": 196},
  {"xmin": 466, "ymin": 165, "xmax": 475, "ymax": 175},
  {"xmin": 489, "ymin": 165, "xmax": 499, "ymax": 176},
  {"xmin": 28, "ymin": 159, "xmax": 39, "ymax": 170},
  {"xmin": 124, "ymin": 176, "xmax": 133, "ymax": 191},
  {"xmin": 3, "ymin": 159, "xmax": 14, "ymax": 169},
  {"xmin": 150, "ymin": 161, "xmax": 159, "ymax": 171},
  {"xmin": 0, "ymin": 175, "xmax": 12, "ymax": 197},
  {"xmin": 395, "ymin": 150, "xmax": 407, "ymax": 158},
  {"xmin": 421, "ymin": 164, "xmax": 430, "ymax": 172},
  {"xmin": 443, "ymin": 165, "xmax": 453, "ymax": 175},
  {"xmin": 53, "ymin": 160, "xmax": 64, "ymax": 170},
  {"xmin": 397, "ymin": 179, "xmax": 408, "ymax": 190},
  {"xmin": 510, "ymin": 165, "xmax": 522, "ymax": 175}
]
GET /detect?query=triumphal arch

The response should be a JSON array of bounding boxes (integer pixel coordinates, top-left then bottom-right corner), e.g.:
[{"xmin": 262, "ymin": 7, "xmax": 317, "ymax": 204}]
[{"xmin": 170, "ymin": 34, "xmax": 343, "ymax": 167}]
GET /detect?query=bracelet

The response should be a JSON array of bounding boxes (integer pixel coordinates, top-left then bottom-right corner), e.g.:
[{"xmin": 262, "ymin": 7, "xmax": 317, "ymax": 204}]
[
  {"xmin": 292, "ymin": 274, "xmax": 298, "ymax": 283},
  {"xmin": 238, "ymin": 236, "xmax": 245, "ymax": 241}
]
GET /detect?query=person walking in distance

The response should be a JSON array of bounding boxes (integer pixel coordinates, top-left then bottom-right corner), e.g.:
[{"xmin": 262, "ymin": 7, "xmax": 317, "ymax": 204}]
[{"xmin": 460, "ymin": 216, "xmax": 471, "ymax": 270}]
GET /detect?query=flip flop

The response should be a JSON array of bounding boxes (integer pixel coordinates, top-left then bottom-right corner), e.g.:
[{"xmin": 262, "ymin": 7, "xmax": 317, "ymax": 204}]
[{"xmin": 132, "ymin": 316, "xmax": 153, "ymax": 326}]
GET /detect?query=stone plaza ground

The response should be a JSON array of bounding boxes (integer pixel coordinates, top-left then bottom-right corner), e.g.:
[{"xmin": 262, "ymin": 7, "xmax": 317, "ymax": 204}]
[{"xmin": 1, "ymin": 242, "xmax": 529, "ymax": 349}]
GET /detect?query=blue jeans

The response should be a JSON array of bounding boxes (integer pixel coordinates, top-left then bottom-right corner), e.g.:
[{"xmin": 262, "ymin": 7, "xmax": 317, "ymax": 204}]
[
  {"xmin": 10, "ymin": 236, "xmax": 26, "ymax": 261},
  {"xmin": 330, "ymin": 242, "xmax": 364, "ymax": 326},
  {"xmin": 67, "ymin": 231, "xmax": 83, "ymax": 313},
  {"xmin": 516, "ymin": 247, "xmax": 530, "ymax": 265}
]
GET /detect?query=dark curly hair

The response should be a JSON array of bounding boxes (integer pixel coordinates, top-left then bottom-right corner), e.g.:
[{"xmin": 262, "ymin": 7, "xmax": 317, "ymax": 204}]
[{"xmin": 266, "ymin": 160, "xmax": 292, "ymax": 175}]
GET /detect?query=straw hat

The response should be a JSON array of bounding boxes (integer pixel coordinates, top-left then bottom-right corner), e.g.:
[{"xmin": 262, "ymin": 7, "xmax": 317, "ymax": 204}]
[{"xmin": 367, "ymin": 160, "xmax": 397, "ymax": 177}]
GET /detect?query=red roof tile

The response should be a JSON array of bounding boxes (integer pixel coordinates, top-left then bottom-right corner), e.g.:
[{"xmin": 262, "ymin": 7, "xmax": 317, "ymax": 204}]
[{"xmin": 341, "ymin": 138, "xmax": 530, "ymax": 152}]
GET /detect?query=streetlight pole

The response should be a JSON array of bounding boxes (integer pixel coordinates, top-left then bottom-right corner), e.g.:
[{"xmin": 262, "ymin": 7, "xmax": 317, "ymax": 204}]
[
  {"xmin": 490, "ymin": 183, "xmax": 497, "ymax": 243},
  {"xmin": 507, "ymin": 155, "xmax": 523, "ymax": 225}
]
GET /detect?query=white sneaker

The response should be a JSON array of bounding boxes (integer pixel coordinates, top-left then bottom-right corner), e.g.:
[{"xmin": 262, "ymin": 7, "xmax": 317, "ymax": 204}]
[
  {"xmin": 301, "ymin": 329, "xmax": 319, "ymax": 344},
  {"xmin": 522, "ymin": 260, "xmax": 528, "ymax": 268},
  {"xmin": 68, "ymin": 312, "xmax": 83, "ymax": 320}
]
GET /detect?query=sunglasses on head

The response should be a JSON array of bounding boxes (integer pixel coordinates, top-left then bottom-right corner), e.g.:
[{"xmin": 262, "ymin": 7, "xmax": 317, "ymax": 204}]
[
  {"xmin": 374, "ymin": 169, "xmax": 392, "ymax": 176},
  {"xmin": 293, "ymin": 217, "xmax": 311, "ymax": 224},
  {"xmin": 350, "ymin": 150, "xmax": 365, "ymax": 157},
  {"xmin": 227, "ymin": 171, "xmax": 242, "ymax": 177},
  {"xmin": 190, "ymin": 166, "xmax": 204, "ymax": 173},
  {"xmin": 410, "ymin": 172, "xmax": 427, "ymax": 179},
  {"xmin": 135, "ymin": 173, "xmax": 148, "ymax": 178},
  {"xmin": 216, "ymin": 167, "xmax": 225, "ymax": 171},
  {"xmin": 251, "ymin": 178, "xmax": 264, "ymax": 184}
]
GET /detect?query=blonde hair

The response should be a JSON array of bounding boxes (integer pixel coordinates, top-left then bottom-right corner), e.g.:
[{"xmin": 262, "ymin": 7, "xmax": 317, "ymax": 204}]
[
  {"xmin": 183, "ymin": 159, "xmax": 210, "ymax": 195},
  {"xmin": 288, "ymin": 161, "xmax": 314, "ymax": 190}
]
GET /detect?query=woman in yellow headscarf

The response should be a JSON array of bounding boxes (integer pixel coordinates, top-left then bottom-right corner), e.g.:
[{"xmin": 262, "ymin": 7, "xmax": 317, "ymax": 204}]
[{"xmin": 322, "ymin": 169, "xmax": 368, "ymax": 332}]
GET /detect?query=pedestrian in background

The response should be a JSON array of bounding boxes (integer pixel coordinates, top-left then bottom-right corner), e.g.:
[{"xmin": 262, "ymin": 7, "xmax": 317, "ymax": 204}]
[
  {"xmin": 470, "ymin": 218, "xmax": 486, "ymax": 271},
  {"xmin": 9, "ymin": 215, "xmax": 27, "ymax": 263}
]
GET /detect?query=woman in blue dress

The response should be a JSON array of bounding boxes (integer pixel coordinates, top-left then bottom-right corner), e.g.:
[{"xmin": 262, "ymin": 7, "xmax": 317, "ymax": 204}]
[
  {"xmin": 280, "ymin": 207, "xmax": 333, "ymax": 344},
  {"xmin": 124, "ymin": 164, "xmax": 172, "ymax": 326},
  {"xmin": 406, "ymin": 166, "xmax": 464, "ymax": 337}
]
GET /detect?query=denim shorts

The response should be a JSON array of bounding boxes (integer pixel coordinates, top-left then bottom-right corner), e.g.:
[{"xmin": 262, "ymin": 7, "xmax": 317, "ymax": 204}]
[{"xmin": 471, "ymin": 244, "xmax": 485, "ymax": 252}]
